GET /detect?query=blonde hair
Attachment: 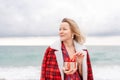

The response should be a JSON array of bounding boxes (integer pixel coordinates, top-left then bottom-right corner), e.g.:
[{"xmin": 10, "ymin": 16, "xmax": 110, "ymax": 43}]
[{"xmin": 62, "ymin": 18, "xmax": 86, "ymax": 45}]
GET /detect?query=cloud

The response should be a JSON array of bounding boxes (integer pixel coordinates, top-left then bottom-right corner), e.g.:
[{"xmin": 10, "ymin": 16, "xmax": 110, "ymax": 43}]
[{"xmin": 0, "ymin": 0, "xmax": 120, "ymax": 37}]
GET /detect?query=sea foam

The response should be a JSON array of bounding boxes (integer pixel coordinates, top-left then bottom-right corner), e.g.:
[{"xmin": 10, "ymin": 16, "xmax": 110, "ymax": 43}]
[{"xmin": 0, "ymin": 66, "xmax": 40, "ymax": 80}]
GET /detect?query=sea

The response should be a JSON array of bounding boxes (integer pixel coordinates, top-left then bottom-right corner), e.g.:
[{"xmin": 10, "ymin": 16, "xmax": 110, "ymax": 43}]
[{"xmin": 0, "ymin": 45, "xmax": 120, "ymax": 80}]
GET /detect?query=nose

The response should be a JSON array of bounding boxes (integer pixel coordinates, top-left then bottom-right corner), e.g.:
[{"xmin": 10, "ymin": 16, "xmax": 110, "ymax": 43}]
[{"xmin": 59, "ymin": 29, "xmax": 63, "ymax": 34}]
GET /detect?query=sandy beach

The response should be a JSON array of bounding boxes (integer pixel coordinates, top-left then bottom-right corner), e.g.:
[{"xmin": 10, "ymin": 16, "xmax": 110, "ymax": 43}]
[{"xmin": 0, "ymin": 36, "xmax": 120, "ymax": 46}]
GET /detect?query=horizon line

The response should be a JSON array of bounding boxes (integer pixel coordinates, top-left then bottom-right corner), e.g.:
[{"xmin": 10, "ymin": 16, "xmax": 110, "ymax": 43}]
[{"xmin": 0, "ymin": 36, "xmax": 120, "ymax": 46}]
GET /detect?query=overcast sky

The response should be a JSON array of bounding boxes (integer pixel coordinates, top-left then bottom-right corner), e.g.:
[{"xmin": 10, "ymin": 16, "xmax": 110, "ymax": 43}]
[{"xmin": 0, "ymin": 0, "xmax": 120, "ymax": 37}]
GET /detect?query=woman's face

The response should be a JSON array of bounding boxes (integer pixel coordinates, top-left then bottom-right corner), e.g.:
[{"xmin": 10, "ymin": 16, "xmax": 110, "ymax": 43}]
[{"xmin": 59, "ymin": 22, "xmax": 73, "ymax": 42}]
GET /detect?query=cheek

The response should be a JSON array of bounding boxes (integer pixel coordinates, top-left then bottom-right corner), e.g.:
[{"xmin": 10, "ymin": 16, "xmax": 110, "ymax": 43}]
[
  {"xmin": 62, "ymin": 31, "xmax": 72, "ymax": 39},
  {"xmin": 66, "ymin": 31, "xmax": 72, "ymax": 37},
  {"xmin": 67, "ymin": 33, "xmax": 72, "ymax": 39}
]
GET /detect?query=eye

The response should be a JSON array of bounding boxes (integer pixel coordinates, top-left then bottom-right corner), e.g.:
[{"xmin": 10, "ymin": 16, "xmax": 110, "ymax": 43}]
[
  {"xmin": 63, "ymin": 28, "xmax": 67, "ymax": 30},
  {"xmin": 59, "ymin": 28, "xmax": 61, "ymax": 31}
]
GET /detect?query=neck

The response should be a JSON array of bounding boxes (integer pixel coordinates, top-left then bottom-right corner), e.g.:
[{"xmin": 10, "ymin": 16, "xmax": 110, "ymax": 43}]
[{"xmin": 63, "ymin": 39, "xmax": 74, "ymax": 48}]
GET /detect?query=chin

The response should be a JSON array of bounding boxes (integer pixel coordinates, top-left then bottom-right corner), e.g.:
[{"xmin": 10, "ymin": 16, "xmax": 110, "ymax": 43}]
[{"xmin": 60, "ymin": 37, "xmax": 66, "ymax": 42}]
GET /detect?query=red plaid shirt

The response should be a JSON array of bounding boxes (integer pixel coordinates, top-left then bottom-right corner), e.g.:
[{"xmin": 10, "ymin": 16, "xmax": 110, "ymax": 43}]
[
  {"xmin": 61, "ymin": 42, "xmax": 81, "ymax": 80},
  {"xmin": 85, "ymin": 49, "xmax": 94, "ymax": 80},
  {"xmin": 40, "ymin": 47, "xmax": 62, "ymax": 80},
  {"xmin": 40, "ymin": 44, "xmax": 93, "ymax": 80}
]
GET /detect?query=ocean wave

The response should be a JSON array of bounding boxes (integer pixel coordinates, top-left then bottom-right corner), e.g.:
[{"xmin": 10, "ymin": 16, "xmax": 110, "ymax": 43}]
[
  {"xmin": 93, "ymin": 65, "xmax": 120, "ymax": 80},
  {"xmin": 0, "ymin": 66, "xmax": 40, "ymax": 80}
]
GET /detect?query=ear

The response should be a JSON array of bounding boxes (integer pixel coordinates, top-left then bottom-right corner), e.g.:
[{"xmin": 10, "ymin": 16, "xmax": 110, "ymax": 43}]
[{"xmin": 72, "ymin": 34, "xmax": 75, "ymax": 39}]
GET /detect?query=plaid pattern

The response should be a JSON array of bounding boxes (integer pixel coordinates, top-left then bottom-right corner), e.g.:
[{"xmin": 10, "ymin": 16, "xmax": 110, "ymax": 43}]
[
  {"xmin": 83, "ymin": 49, "xmax": 94, "ymax": 80},
  {"xmin": 61, "ymin": 43, "xmax": 81, "ymax": 80},
  {"xmin": 40, "ymin": 43, "xmax": 93, "ymax": 80},
  {"xmin": 40, "ymin": 46, "xmax": 62, "ymax": 80}
]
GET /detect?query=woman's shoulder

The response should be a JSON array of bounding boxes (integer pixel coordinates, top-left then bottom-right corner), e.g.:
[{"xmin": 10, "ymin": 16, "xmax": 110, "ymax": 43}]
[
  {"xmin": 49, "ymin": 39, "xmax": 61, "ymax": 51},
  {"xmin": 45, "ymin": 46, "xmax": 56, "ymax": 52},
  {"xmin": 74, "ymin": 40, "xmax": 87, "ymax": 50}
]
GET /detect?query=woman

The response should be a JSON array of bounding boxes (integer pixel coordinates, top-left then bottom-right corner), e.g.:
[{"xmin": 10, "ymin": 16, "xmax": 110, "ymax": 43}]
[{"xmin": 40, "ymin": 18, "xmax": 93, "ymax": 80}]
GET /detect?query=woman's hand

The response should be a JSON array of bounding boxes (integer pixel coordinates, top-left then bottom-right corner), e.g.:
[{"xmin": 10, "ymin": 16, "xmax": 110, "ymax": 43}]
[
  {"xmin": 63, "ymin": 66, "xmax": 77, "ymax": 75},
  {"xmin": 76, "ymin": 51, "xmax": 85, "ymax": 64},
  {"xmin": 75, "ymin": 51, "xmax": 85, "ymax": 76}
]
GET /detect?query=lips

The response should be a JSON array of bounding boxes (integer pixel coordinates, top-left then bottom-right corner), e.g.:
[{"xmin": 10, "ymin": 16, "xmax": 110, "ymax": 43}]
[{"xmin": 60, "ymin": 35, "xmax": 64, "ymax": 37}]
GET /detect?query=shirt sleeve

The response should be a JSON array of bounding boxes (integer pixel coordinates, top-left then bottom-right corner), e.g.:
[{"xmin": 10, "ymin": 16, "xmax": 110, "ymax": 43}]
[
  {"xmin": 83, "ymin": 49, "xmax": 94, "ymax": 80},
  {"xmin": 40, "ymin": 47, "xmax": 50, "ymax": 80}
]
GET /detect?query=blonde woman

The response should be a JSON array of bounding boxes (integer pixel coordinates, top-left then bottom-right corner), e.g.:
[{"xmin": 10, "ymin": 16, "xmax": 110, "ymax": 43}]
[{"xmin": 40, "ymin": 18, "xmax": 93, "ymax": 80}]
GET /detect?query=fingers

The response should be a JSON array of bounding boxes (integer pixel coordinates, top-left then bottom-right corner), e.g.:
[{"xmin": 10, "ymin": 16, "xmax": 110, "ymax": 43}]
[
  {"xmin": 63, "ymin": 67, "xmax": 77, "ymax": 75},
  {"xmin": 76, "ymin": 53, "xmax": 84, "ymax": 57},
  {"xmin": 76, "ymin": 51, "xmax": 85, "ymax": 64},
  {"xmin": 76, "ymin": 51, "xmax": 85, "ymax": 57},
  {"xmin": 71, "ymin": 68, "xmax": 77, "ymax": 74},
  {"xmin": 63, "ymin": 67, "xmax": 73, "ymax": 74}
]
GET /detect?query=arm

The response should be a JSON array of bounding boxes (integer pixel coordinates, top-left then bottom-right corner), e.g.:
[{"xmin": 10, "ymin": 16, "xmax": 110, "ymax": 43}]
[
  {"xmin": 76, "ymin": 49, "xmax": 94, "ymax": 80},
  {"xmin": 78, "ymin": 62, "xmax": 82, "ymax": 76},
  {"xmin": 76, "ymin": 51, "xmax": 84, "ymax": 77}
]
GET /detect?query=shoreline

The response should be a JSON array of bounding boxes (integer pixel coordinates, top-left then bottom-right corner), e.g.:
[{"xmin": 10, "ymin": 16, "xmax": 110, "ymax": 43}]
[{"xmin": 0, "ymin": 36, "xmax": 120, "ymax": 46}]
